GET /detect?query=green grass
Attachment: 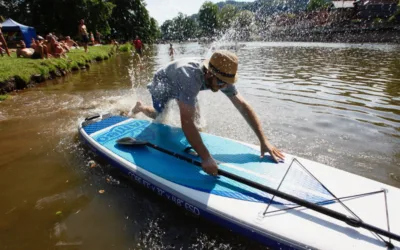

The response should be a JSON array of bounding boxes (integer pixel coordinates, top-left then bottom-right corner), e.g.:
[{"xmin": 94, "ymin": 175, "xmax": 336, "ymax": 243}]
[
  {"xmin": 0, "ymin": 45, "xmax": 114, "ymax": 83},
  {"xmin": 119, "ymin": 42, "xmax": 133, "ymax": 52},
  {"xmin": 0, "ymin": 94, "xmax": 9, "ymax": 101}
]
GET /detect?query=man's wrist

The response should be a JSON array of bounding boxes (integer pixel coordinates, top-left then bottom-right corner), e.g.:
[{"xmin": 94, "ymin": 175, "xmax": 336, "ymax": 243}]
[{"xmin": 199, "ymin": 152, "xmax": 212, "ymax": 161}]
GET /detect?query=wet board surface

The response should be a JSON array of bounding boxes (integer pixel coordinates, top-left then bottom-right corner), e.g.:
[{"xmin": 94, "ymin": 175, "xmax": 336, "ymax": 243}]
[
  {"xmin": 79, "ymin": 115, "xmax": 400, "ymax": 250},
  {"xmin": 82, "ymin": 116, "xmax": 332, "ymax": 205}
]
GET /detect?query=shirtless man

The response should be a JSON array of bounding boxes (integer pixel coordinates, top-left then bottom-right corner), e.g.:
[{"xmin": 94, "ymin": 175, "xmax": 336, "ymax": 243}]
[
  {"xmin": 31, "ymin": 40, "xmax": 45, "ymax": 59},
  {"xmin": 16, "ymin": 40, "xmax": 34, "ymax": 58},
  {"xmin": 65, "ymin": 36, "xmax": 79, "ymax": 49},
  {"xmin": 48, "ymin": 36, "xmax": 67, "ymax": 58},
  {"xmin": 111, "ymin": 39, "xmax": 119, "ymax": 50},
  {"xmin": 0, "ymin": 23, "xmax": 11, "ymax": 57},
  {"xmin": 78, "ymin": 19, "xmax": 89, "ymax": 52}
]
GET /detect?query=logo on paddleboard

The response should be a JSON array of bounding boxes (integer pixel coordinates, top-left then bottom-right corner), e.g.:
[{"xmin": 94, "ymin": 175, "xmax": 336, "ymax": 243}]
[{"xmin": 95, "ymin": 120, "xmax": 152, "ymax": 143}]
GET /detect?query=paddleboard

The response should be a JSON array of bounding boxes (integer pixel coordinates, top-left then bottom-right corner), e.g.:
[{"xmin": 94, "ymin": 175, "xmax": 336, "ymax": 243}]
[{"xmin": 78, "ymin": 114, "xmax": 400, "ymax": 250}]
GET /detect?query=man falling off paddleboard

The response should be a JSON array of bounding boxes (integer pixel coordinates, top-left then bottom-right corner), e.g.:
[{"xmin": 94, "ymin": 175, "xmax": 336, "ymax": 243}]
[{"xmin": 132, "ymin": 50, "xmax": 285, "ymax": 175}]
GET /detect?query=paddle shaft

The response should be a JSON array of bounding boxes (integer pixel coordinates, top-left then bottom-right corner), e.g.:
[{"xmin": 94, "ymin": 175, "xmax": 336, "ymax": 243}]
[{"xmin": 141, "ymin": 142, "xmax": 400, "ymax": 242}]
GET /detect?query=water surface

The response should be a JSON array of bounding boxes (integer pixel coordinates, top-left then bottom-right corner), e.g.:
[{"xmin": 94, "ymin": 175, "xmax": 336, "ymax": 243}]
[{"xmin": 0, "ymin": 42, "xmax": 399, "ymax": 249}]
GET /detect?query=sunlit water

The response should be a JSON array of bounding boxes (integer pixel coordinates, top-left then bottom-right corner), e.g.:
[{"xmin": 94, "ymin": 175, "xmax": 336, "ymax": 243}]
[{"xmin": 0, "ymin": 42, "xmax": 399, "ymax": 249}]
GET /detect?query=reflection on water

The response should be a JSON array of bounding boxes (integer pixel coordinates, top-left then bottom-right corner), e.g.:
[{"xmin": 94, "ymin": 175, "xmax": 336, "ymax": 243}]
[{"xmin": 0, "ymin": 42, "xmax": 399, "ymax": 249}]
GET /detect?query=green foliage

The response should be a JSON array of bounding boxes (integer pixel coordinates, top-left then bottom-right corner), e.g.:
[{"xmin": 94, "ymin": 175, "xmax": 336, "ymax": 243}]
[
  {"xmin": 1, "ymin": 0, "xmax": 115, "ymax": 38},
  {"xmin": 373, "ymin": 18, "xmax": 383, "ymax": 25},
  {"xmin": 233, "ymin": 10, "xmax": 254, "ymax": 41},
  {"xmin": 199, "ymin": 1, "xmax": 219, "ymax": 37},
  {"xmin": 0, "ymin": 0, "xmax": 160, "ymax": 43},
  {"xmin": 0, "ymin": 95, "xmax": 9, "ymax": 101},
  {"xmin": 388, "ymin": 1, "xmax": 400, "ymax": 23},
  {"xmin": 219, "ymin": 4, "xmax": 239, "ymax": 32},
  {"xmin": 307, "ymin": 0, "xmax": 330, "ymax": 12},
  {"xmin": 161, "ymin": 13, "xmax": 199, "ymax": 41},
  {"xmin": 149, "ymin": 18, "xmax": 161, "ymax": 42},
  {"xmin": 119, "ymin": 43, "xmax": 132, "ymax": 52},
  {"xmin": 107, "ymin": 0, "xmax": 159, "ymax": 42}
]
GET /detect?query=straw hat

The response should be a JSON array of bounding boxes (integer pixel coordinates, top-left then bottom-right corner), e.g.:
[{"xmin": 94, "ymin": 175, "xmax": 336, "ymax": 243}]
[{"xmin": 203, "ymin": 50, "xmax": 238, "ymax": 84}]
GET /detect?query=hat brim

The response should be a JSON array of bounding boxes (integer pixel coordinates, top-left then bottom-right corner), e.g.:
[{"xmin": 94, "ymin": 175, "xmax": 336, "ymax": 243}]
[{"xmin": 203, "ymin": 59, "xmax": 238, "ymax": 84}]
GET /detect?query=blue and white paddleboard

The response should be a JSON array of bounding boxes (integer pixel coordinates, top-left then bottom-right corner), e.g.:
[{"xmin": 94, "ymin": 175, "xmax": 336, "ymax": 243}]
[{"xmin": 78, "ymin": 114, "xmax": 400, "ymax": 250}]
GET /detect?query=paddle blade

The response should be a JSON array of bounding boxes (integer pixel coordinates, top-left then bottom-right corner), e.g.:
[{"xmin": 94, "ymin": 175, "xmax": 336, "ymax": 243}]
[{"xmin": 116, "ymin": 137, "xmax": 147, "ymax": 146}]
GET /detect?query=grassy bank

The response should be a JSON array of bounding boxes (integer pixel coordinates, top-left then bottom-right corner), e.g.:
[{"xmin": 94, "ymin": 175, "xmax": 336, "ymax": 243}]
[{"xmin": 0, "ymin": 45, "xmax": 115, "ymax": 88}]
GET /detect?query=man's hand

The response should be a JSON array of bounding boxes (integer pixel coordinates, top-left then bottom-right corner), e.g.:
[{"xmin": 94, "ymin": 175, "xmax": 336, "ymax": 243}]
[
  {"xmin": 261, "ymin": 142, "xmax": 285, "ymax": 163},
  {"xmin": 179, "ymin": 101, "xmax": 218, "ymax": 176},
  {"xmin": 201, "ymin": 156, "xmax": 219, "ymax": 176}
]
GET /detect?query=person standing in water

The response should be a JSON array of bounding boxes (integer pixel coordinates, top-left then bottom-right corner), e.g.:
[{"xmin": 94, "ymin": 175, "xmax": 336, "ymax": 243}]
[
  {"xmin": 168, "ymin": 43, "xmax": 176, "ymax": 56},
  {"xmin": 78, "ymin": 19, "xmax": 89, "ymax": 52},
  {"xmin": 131, "ymin": 50, "xmax": 285, "ymax": 176},
  {"xmin": 133, "ymin": 36, "xmax": 143, "ymax": 56}
]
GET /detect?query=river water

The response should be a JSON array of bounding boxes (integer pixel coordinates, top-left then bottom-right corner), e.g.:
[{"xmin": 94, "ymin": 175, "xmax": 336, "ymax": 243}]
[{"xmin": 0, "ymin": 42, "xmax": 399, "ymax": 250}]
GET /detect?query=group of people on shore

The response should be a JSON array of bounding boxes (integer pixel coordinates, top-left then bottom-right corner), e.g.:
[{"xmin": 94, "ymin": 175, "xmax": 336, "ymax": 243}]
[
  {"xmin": 0, "ymin": 18, "xmax": 103, "ymax": 59},
  {"xmin": 16, "ymin": 34, "xmax": 80, "ymax": 59}
]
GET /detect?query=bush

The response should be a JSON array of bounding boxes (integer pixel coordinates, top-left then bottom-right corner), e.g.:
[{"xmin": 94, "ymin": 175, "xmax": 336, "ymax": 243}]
[{"xmin": 119, "ymin": 43, "xmax": 132, "ymax": 52}]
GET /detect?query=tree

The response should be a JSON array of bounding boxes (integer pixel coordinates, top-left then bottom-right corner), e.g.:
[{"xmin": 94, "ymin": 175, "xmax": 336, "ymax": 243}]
[
  {"xmin": 218, "ymin": 4, "xmax": 239, "ymax": 33},
  {"xmin": 233, "ymin": 10, "xmax": 254, "ymax": 41},
  {"xmin": 160, "ymin": 13, "xmax": 199, "ymax": 41},
  {"xmin": 1, "ymin": 0, "xmax": 115, "ymax": 38},
  {"xmin": 198, "ymin": 1, "xmax": 219, "ymax": 37},
  {"xmin": 149, "ymin": 17, "xmax": 161, "ymax": 42},
  {"xmin": 108, "ymin": 0, "xmax": 156, "ymax": 42},
  {"xmin": 161, "ymin": 19, "xmax": 174, "ymax": 40},
  {"xmin": 307, "ymin": 0, "xmax": 330, "ymax": 12}
]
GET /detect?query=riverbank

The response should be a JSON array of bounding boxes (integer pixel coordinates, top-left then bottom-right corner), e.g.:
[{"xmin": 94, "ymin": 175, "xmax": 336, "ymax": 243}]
[
  {"xmin": 263, "ymin": 26, "xmax": 400, "ymax": 43},
  {"xmin": 0, "ymin": 45, "xmax": 118, "ymax": 98}
]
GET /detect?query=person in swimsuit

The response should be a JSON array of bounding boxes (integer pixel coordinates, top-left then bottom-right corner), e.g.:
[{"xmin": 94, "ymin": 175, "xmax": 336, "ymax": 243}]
[
  {"xmin": 78, "ymin": 19, "xmax": 89, "ymax": 52},
  {"xmin": 133, "ymin": 36, "xmax": 143, "ymax": 56},
  {"xmin": 16, "ymin": 40, "xmax": 33, "ymax": 58},
  {"xmin": 168, "ymin": 43, "xmax": 176, "ymax": 56},
  {"xmin": 64, "ymin": 36, "xmax": 79, "ymax": 49},
  {"xmin": 0, "ymin": 23, "xmax": 11, "ymax": 57}
]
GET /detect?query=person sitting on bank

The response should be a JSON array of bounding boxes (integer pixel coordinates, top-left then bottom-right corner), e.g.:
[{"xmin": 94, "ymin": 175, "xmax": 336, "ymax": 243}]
[
  {"xmin": 37, "ymin": 36, "xmax": 50, "ymax": 58},
  {"xmin": 64, "ymin": 36, "xmax": 79, "ymax": 49},
  {"xmin": 16, "ymin": 40, "xmax": 34, "ymax": 58},
  {"xmin": 0, "ymin": 23, "xmax": 11, "ymax": 57},
  {"xmin": 111, "ymin": 39, "xmax": 119, "ymax": 50},
  {"xmin": 48, "ymin": 36, "xmax": 67, "ymax": 58},
  {"xmin": 131, "ymin": 50, "xmax": 285, "ymax": 176},
  {"xmin": 30, "ymin": 38, "xmax": 37, "ymax": 49},
  {"xmin": 32, "ymin": 40, "xmax": 45, "ymax": 59}
]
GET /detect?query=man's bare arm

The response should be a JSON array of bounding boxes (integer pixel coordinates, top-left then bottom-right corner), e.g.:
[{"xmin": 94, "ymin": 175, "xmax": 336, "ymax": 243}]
[
  {"xmin": 178, "ymin": 101, "xmax": 211, "ymax": 160},
  {"xmin": 229, "ymin": 93, "xmax": 285, "ymax": 162},
  {"xmin": 229, "ymin": 93, "xmax": 267, "ymax": 143}
]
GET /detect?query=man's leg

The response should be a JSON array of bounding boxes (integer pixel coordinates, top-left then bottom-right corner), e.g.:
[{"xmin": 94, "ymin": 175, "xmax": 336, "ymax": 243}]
[
  {"xmin": 132, "ymin": 94, "xmax": 167, "ymax": 119},
  {"xmin": 132, "ymin": 101, "xmax": 157, "ymax": 119}
]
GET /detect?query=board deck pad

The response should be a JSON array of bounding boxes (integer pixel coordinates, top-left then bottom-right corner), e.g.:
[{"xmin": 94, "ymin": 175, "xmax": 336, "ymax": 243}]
[{"xmin": 83, "ymin": 116, "xmax": 334, "ymax": 205}]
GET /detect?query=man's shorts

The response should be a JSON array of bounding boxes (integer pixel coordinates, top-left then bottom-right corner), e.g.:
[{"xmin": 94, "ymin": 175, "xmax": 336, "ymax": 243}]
[
  {"xmin": 31, "ymin": 52, "xmax": 41, "ymax": 59},
  {"xmin": 136, "ymin": 48, "xmax": 142, "ymax": 56},
  {"xmin": 82, "ymin": 35, "xmax": 89, "ymax": 43},
  {"xmin": 151, "ymin": 94, "xmax": 169, "ymax": 114}
]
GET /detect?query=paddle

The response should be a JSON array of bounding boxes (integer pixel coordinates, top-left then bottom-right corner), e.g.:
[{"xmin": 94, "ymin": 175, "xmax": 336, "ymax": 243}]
[{"xmin": 116, "ymin": 137, "xmax": 400, "ymax": 243}]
